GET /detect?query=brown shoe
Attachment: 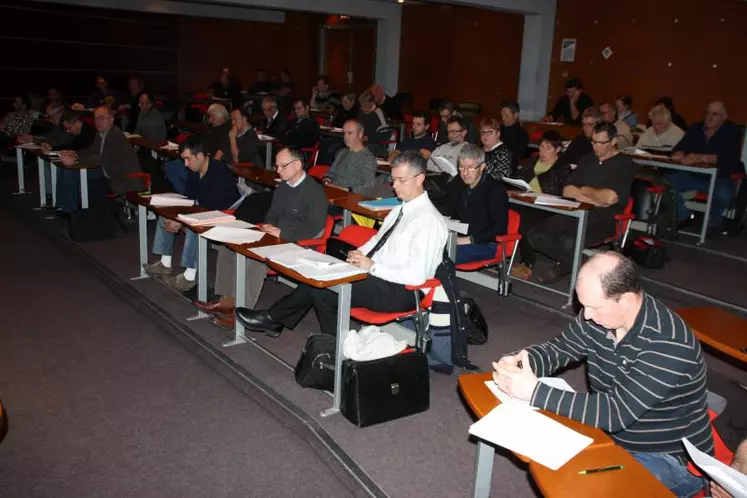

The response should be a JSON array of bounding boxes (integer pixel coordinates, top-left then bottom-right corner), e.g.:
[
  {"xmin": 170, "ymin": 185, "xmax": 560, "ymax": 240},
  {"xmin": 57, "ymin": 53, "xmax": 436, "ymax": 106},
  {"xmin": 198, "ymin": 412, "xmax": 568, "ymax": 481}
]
[
  {"xmin": 194, "ymin": 299, "xmax": 234, "ymax": 316},
  {"xmin": 211, "ymin": 312, "xmax": 235, "ymax": 331},
  {"xmin": 143, "ymin": 260, "xmax": 173, "ymax": 277},
  {"xmin": 163, "ymin": 272, "xmax": 197, "ymax": 292},
  {"xmin": 510, "ymin": 263, "xmax": 533, "ymax": 281}
]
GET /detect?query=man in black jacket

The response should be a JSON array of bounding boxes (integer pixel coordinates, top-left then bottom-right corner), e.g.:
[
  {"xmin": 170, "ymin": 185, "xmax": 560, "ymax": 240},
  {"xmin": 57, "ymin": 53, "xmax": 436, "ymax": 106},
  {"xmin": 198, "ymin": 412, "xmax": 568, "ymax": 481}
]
[
  {"xmin": 436, "ymin": 144, "xmax": 509, "ymax": 264},
  {"xmin": 281, "ymin": 98, "xmax": 320, "ymax": 149},
  {"xmin": 259, "ymin": 96, "xmax": 288, "ymax": 139}
]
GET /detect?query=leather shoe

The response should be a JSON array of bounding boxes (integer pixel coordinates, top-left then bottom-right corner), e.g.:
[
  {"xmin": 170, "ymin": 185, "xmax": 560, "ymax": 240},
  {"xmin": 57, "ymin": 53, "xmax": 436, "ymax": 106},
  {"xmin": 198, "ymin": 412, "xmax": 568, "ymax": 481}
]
[
  {"xmin": 211, "ymin": 312, "xmax": 235, "ymax": 331},
  {"xmin": 194, "ymin": 299, "xmax": 234, "ymax": 315},
  {"xmin": 235, "ymin": 308, "xmax": 283, "ymax": 338}
]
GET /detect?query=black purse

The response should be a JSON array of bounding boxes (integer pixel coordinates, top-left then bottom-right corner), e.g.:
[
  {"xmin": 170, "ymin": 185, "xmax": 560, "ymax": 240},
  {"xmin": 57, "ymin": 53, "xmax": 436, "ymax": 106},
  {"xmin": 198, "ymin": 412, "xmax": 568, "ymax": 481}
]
[
  {"xmin": 462, "ymin": 296, "xmax": 488, "ymax": 345},
  {"xmin": 340, "ymin": 351, "xmax": 430, "ymax": 427},
  {"xmin": 325, "ymin": 237, "xmax": 357, "ymax": 260},
  {"xmin": 294, "ymin": 334, "xmax": 336, "ymax": 391}
]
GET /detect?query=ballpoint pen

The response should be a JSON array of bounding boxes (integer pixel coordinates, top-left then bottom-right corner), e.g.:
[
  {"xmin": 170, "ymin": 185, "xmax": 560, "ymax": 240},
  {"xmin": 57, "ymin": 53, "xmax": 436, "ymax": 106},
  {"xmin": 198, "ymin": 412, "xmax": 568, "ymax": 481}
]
[{"xmin": 578, "ymin": 465, "xmax": 625, "ymax": 475}]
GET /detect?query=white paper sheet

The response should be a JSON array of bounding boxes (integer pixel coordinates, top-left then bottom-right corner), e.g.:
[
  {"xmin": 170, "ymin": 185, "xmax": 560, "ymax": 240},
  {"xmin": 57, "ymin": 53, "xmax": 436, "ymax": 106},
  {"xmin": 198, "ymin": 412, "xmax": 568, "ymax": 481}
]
[
  {"xmin": 208, "ymin": 219, "xmax": 256, "ymax": 229},
  {"xmin": 502, "ymin": 177, "xmax": 533, "ymax": 192},
  {"xmin": 149, "ymin": 193, "xmax": 195, "ymax": 207},
  {"xmin": 430, "ymin": 156, "xmax": 458, "ymax": 177},
  {"xmin": 534, "ymin": 194, "xmax": 581, "ymax": 208},
  {"xmin": 469, "ymin": 402, "xmax": 593, "ymax": 470},
  {"xmin": 160, "ymin": 141, "xmax": 179, "ymax": 151},
  {"xmin": 257, "ymin": 134, "xmax": 274, "ymax": 141},
  {"xmin": 444, "ymin": 218, "xmax": 469, "ymax": 235},
  {"xmin": 683, "ymin": 438, "xmax": 747, "ymax": 498},
  {"xmin": 247, "ymin": 243, "xmax": 303, "ymax": 260},
  {"xmin": 377, "ymin": 159, "xmax": 390, "ymax": 166},
  {"xmin": 200, "ymin": 226, "xmax": 265, "ymax": 244},
  {"xmin": 484, "ymin": 378, "xmax": 575, "ymax": 409},
  {"xmin": 177, "ymin": 210, "xmax": 235, "ymax": 226},
  {"xmin": 16, "ymin": 143, "xmax": 41, "ymax": 150}
]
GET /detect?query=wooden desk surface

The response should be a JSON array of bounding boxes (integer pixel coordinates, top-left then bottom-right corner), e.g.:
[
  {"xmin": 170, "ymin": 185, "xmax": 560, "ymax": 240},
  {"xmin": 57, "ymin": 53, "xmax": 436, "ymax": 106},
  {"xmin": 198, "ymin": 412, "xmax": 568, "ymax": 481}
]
[
  {"xmin": 676, "ymin": 306, "xmax": 747, "ymax": 363},
  {"xmin": 232, "ymin": 164, "xmax": 280, "ymax": 188},
  {"xmin": 624, "ymin": 152, "xmax": 715, "ymax": 170},
  {"xmin": 529, "ymin": 445, "xmax": 674, "ymax": 498},
  {"xmin": 174, "ymin": 121, "xmax": 208, "ymax": 134},
  {"xmin": 458, "ymin": 372, "xmax": 614, "ymax": 457},
  {"xmin": 524, "ymin": 121, "xmax": 581, "ymax": 140},
  {"xmin": 128, "ymin": 136, "xmax": 180, "ymax": 159},
  {"xmin": 507, "ymin": 192, "xmax": 594, "ymax": 212}
]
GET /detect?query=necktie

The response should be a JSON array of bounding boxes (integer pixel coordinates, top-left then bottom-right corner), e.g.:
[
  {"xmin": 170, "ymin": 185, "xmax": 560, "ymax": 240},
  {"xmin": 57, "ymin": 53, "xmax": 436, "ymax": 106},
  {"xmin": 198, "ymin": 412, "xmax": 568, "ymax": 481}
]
[{"xmin": 365, "ymin": 208, "xmax": 404, "ymax": 259}]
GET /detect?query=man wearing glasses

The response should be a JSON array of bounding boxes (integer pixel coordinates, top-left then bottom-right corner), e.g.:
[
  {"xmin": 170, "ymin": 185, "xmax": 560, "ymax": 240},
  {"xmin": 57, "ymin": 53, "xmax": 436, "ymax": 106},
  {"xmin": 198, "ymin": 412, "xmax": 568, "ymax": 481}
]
[
  {"xmin": 236, "ymin": 151, "xmax": 448, "ymax": 338},
  {"xmin": 195, "ymin": 147, "xmax": 328, "ymax": 329},
  {"xmin": 428, "ymin": 115, "xmax": 469, "ymax": 177},
  {"xmin": 527, "ymin": 122, "xmax": 637, "ymax": 284},
  {"xmin": 436, "ymin": 144, "xmax": 508, "ymax": 264},
  {"xmin": 281, "ymin": 98, "xmax": 320, "ymax": 149},
  {"xmin": 667, "ymin": 101, "xmax": 742, "ymax": 235},
  {"xmin": 558, "ymin": 107, "xmax": 601, "ymax": 170}
]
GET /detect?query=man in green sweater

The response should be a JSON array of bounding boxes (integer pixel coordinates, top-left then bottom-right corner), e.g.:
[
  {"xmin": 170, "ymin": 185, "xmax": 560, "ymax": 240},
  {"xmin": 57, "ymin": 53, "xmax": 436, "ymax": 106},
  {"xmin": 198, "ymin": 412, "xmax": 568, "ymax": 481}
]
[{"xmin": 194, "ymin": 147, "xmax": 328, "ymax": 329}]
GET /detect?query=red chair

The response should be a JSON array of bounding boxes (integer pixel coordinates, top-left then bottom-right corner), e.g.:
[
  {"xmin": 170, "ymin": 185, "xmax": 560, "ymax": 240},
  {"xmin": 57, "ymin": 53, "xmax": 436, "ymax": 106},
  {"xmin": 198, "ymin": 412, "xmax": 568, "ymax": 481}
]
[
  {"xmin": 688, "ymin": 409, "xmax": 735, "ymax": 498},
  {"xmin": 300, "ymin": 142, "xmax": 320, "ymax": 169},
  {"xmin": 529, "ymin": 131, "xmax": 543, "ymax": 142},
  {"xmin": 455, "ymin": 209, "xmax": 522, "ymax": 297},
  {"xmin": 589, "ymin": 198, "xmax": 636, "ymax": 251},
  {"xmin": 430, "ymin": 116, "xmax": 440, "ymax": 141},
  {"xmin": 175, "ymin": 132, "xmax": 191, "ymax": 145},
  {"xmin": 331, "ymin": 225, "xmax": 441, "ymax": 348},
  {"xmin": 192, "ymin": 93, "xmax": 211, "ymax": 99},
  {"xmin": 379, "ymin": 128, "xmax": 400, "ymax": 152},
  {"xmin": 315, "ymin": 116, "xmax": 327, "ymax": 126},
  {"xmin": 645, "ymin": 184, "xmax": 667, "ymax": 235},
  {"xmin": 308, "ymin": 164, "xmax": 329, "ymax": 181}
]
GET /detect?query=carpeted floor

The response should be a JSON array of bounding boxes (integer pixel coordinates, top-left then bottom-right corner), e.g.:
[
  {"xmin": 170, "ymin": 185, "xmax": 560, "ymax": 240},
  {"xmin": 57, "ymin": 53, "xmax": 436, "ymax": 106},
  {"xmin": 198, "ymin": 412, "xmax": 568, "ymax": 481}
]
[{"xmin": 0, "ymin": 205, "xmax": 356, "ymax": 498}]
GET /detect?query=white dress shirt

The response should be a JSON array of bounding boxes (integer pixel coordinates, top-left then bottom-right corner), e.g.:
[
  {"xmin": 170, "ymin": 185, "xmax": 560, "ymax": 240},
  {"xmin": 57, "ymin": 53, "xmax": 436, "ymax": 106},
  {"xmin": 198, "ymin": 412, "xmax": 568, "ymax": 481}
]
[{"xmin": 359, "ymin": 192, "xmax": 448, "ymax": 286}]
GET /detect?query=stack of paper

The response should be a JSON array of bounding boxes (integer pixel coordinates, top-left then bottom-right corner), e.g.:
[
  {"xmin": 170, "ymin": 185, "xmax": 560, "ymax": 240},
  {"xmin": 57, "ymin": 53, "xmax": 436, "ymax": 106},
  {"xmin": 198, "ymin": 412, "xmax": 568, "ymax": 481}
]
[
  {"xmin": 177, "ymin": 210, "xmax": 235, "ymax": 226},
  {"xmin": 502, "ymin": 177, "xmax": 533, "ymax": 192},
  {"xmin": 484, "ymin": 378, "xmax": 575, "ymax": 410},
  {"xmin": 248, "ymin": 243, "xmax": 367, "ymax": 281},
  {"xmin": 683, "ymin": 438, "xmax": 747, "ymax": 497},
  {"xmin": 359, "ymin": 197, "xmax": 401, "ymax": 211},
  {"xmin": 201, "ymin": 226, "xmax": 265, "ymax": 244},
  {"xmin": 16, "ymin": 143, "xmax": 41, "ymax": 150},
  {"xmin": 257, "ymin": 134, "xmax": 274, "ymax": 141},
  {"xmin": 160, "ymin": 141, "xmax": 179, "ymax": 151},
  {"xmin": 149, "ymin": 193, "xmax": 195, "ymax": 207},
  {"xmin": 469, "ymin": 402, "xmax": 593, "ymax": 470},
  {"xmin": 534, "ymin": 194, "xmax": 581, "ymax": 208}
]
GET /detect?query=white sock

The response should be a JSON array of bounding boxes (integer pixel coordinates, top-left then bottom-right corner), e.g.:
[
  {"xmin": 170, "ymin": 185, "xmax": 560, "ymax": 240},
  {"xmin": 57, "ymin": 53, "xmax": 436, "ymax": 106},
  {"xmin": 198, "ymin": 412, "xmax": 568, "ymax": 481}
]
[
  {"xmin": 160, "ymin": 255, "xmax": 172, "ymax": 268},
  {"xmin": 183, "ymin": 268, "xmax": 197, "ymax": 281}
]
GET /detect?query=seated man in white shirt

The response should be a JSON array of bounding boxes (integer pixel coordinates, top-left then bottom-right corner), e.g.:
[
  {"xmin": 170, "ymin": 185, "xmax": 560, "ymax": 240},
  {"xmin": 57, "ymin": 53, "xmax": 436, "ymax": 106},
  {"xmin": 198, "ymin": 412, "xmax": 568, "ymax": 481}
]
[
  {"xmin": 428, "ymin": 115, "xmax": 468, "ymax": 177},
  {"xmin": 599, "ymin": 102, "xmax": 634, "ymax": 149},
  {"xmin": 636, "ymin": 104, "xmax": 685, "ymax": 153},
  {"xmin": 235, "ymin": 150, "xmax": 448, "ymax": 337}
]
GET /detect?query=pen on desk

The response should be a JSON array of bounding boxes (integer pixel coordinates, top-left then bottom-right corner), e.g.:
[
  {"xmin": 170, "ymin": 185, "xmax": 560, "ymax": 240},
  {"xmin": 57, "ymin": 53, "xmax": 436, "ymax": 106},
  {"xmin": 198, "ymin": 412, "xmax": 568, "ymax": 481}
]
[{"xmin": 578, "ymin": 465, "xmax": 625, "ymax": 475}]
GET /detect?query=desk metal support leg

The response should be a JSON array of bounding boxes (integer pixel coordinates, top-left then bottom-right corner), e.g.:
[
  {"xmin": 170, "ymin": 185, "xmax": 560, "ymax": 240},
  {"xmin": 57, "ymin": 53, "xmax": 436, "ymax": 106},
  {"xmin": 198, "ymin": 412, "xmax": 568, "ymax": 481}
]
[
  {"xmin": 699, "ymin": 170, "xmax": 717, "ymax": 245},
  {"xmin": 13, "ymin": 148, "xmax": 26, "ymax": 195},
  {"xmin": 321, "ymin": 283, "xmax": 351, "ymax": 418},
  {"xmin": 564, "ymin": 211, "xmax": 588, "ymax": 308},
  {"xmin": 224, "ymin": 252, "xmax": 247, "ymax": 347},
  {"xmin": 447, "ymin": 231, "xmax": 458, "ymax": 261},
  {"xmin": 342, "ymin": 209, "xmax": 352, "ymax": 227},
  {"xmin": 50, "ymin": 163, "xmax": 58, "ymax": 207},
  {"xmin": 187, "ymin": 235, "xmax": 209, "ymax": 321},
  {"xmin": 79, "ymin": 169, "xmax": 89, "ymax": 209},
  {"xmin": 472, "ymin": 441, "xmax": 495, "ymax": 498},
  {"xmin": 130, "ymin": 205, "xmax": 150, "ymax": 280},
  {"xmin": 265, "ymin": 142, "xmax": 272, "ymax": 169},
  {"xmin": 36, "ymin": 157, "xmax": 47, "ymax": 209}
]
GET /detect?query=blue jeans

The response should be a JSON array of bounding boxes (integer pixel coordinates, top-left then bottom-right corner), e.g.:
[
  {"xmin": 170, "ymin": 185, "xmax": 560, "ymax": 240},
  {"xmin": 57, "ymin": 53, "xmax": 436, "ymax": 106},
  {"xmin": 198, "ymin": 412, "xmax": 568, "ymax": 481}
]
[
  {"xmin": 455, "ymin": 243, "xmax": 497, "ymax": 265},
  {"xmin": 152, "ymin": 216, "xmax": 198, "ymax": 269},
  {"xmin": 165, "ymin": 159, "xmax": 188, "ymax": 195},
  {"xmin": 666, "ymin": 171, "xmax": 734, "ymax": 227},
  {"xmin": 630, "ymin": 451, "xmax": 704, "ymax": 498}
]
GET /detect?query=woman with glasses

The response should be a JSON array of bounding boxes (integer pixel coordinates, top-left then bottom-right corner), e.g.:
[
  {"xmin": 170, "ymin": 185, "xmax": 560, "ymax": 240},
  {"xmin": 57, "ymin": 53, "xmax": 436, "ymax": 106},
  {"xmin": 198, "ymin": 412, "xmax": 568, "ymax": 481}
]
[{"xmin": 480, "ymin": 117, "xmax": 514, "ymax": 179}]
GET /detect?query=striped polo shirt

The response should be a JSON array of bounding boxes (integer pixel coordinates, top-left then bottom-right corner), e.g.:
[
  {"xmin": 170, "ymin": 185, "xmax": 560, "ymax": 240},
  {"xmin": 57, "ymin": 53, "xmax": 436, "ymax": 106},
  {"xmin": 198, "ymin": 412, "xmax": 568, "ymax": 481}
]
[{"xmin": 527, "ymin": 292, "xmax": 714, "ymax": 458}]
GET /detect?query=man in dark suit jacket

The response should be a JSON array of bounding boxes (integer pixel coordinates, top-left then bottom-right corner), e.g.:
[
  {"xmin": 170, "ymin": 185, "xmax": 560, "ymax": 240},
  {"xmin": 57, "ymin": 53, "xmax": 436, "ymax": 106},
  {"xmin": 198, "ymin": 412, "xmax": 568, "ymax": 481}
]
[
  {"xmin": 259, "ymin": 96, "xmax": 288, "ymax": 139},
  {"xmin": 281, "ymin": 98, "xmax": 320, "ymax": 149}
]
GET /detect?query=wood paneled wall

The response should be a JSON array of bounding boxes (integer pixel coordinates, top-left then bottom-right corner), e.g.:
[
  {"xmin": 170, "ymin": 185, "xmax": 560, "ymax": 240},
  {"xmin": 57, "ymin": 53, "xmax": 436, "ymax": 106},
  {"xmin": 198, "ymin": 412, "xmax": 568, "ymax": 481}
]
[
  {"xmin": 398, "ymin": 3, "xmax": 525, "ymax": 116},
  {"xmin": 550, "ymin": 0, "xmax": 747, "ymax": 124}
]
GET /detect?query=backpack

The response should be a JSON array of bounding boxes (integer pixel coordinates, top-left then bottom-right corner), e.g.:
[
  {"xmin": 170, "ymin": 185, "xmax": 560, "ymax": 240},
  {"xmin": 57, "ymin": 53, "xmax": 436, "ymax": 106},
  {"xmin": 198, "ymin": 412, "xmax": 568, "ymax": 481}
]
[{"xmin": 294, "ymin": 333, "xmax": 336, "ymax": 391}]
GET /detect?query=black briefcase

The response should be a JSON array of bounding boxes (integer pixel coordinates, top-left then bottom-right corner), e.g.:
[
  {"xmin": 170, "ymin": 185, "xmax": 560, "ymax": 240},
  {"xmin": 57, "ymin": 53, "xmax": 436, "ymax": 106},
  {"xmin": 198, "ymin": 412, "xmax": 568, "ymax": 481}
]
[
  {"xmin": 340, "ymin": 351, "xmax": 430, "ymax": 427},
  {"xmin": 294, "ymin": 333, "xmax": 336, "ymax": 391}
]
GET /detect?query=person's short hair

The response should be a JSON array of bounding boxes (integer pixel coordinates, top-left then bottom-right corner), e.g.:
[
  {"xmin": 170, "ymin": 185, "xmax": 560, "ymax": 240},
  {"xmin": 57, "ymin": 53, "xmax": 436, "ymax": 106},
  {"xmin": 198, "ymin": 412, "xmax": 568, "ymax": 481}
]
[
  {"xmin": 280, "ymin": 69, "xmax": 291, "ymax": 77},
  {"xmin": 180, "ymin": 134, "xmax": 206, "ymax": 156},
  {"xmin": 458, "ymin": 143, "xmax": 485, "ymax": 164},
  {"xmin": 47, "ymin": 102, "xmax": 65, "ymax": 115},
  {"xmin": 411, "ymin": 110, "xmax": 430, "ymax": 124},
  {"xmin": 317, "ymin": 75, "xmax": 330, "ymax": 86},
  {"xmin": 344, "ymin": 119, "xmax": 364, "ymax": 133},
  {"xmin": 256, "ymin": 68, "xmax": 267, "ymax": 74},
  {"xmin": 446, "ymin": 115, "xmax": 465, "ymax": 129},
  {"xmin": 593, "ymin": 121, "xmax": 618, "ymax": 140},
  {"xmin": 295, "ymin": 97, "xmax": 310, "ymax": 108},
  {"xmin": 600, "ymin": 101, "xmax": 617, "ymax": 119},
  {"xmin": 566, "ymin": 78, "xmax": 583, "ymax": 90},
  {"xmin": 262, "ymin": 96, "xmax": 278, "ymax": 109},
  {"xmin": 342, "ymin": 91, "xmax": 356, "ymax": 102},
  {"xmin": 479, "ymin": 117, "xmax": 501, "ymax": 130},
  {"xmin": 282, "ymin": 146, "xmax": 304, "ymax": 164},
  {"xmin": 207, "ymin": 103, "xmax": 228, "ymax": 120},
  {"xmin": 540, "ymin": 130, "xmax": 564, "ymax": 149},
  {"xmin": 139, "ymin": 91, "xmax": 154, "ymax": 104},
  {"xmin": 648, "ymin": 104, "xmax": 672, "ymax": 123},
  {"xmin": 655, "ymin": 96, "xmax": 676, "ymax": 114},
  {"xmin": 129, "ymin": 74, "xmax": 144, "ymax": 86},
  {"xmin": 617, "ymin": 95, "xmax": 633, "ymax": 109},
  {"xmin": 60, "ymin": 110, "xmax": 81, "ymax": 124},
  {"xmin": 358, "ymin": 91, "xmax": 374, "ymax": 104},
  {"xmin": 500, "ymin": 100, "xmax": 520, "ymax": 114},
  {"xmin": 234, "ymin": 105, "xmax": 252, "ymax": 120},
  {"xmin": 94, "ymin": 105, "xmax": 112, "ymax": 117},
  {"xmin": 598, "ymin": 252, "xmax": 641, "ymax": 299},
  {"xmin": 438, "ymin": 100, "xmax": 456, "ymax": 112},
  {"xmin": 581, "ymin": 107, "xmax": 602, "ymax": 123},
  {"xmin": 391, "ymin": 150, "xmax": 426, "ymax": 176}
]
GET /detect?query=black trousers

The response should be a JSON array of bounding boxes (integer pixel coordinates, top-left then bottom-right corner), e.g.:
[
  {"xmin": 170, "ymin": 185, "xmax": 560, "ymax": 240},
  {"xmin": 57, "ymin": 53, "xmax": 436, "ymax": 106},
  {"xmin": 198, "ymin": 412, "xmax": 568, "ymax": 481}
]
[
  {"xmin": 269, "ymin": 275, "xmax": 417, "ymax": 336},
  {"xmin": 527, "ymin": 210, "xmax": 616, "ymax": 275}
]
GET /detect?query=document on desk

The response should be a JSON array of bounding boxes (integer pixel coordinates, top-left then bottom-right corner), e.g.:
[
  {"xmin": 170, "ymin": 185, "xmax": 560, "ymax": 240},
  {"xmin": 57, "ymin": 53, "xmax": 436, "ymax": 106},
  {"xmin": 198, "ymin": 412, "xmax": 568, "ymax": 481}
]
[
  {"xmin": 469, "ymin": 402, "xmax": 593, "ymax": 470},
  {"xmin": 16, "ymin": 143, "xmax": 41, "ymax": 150},
  {"xmin": 124, "ymin": 133, "xmax": 142, "ymax": 139},
  {"xmin": 257, "ymin": 134, "xmax": 275, "ymax": 141},
  {"xmin": 484, "ymin": 377, "xmax": 574, "ymax": 409},
  {"xmin": 247, "ymin": 243, "xmax": 303, "ymax": 260},
  {"xmin": 149, "ymin": 193, "xmax": 195, "ymax": 207},
  {"xmin": 534, "ymin": 194, "xmax": 581, "ymax": 209},
  {"xmin": 209, "ymin": 219, "xmax": 256, "ymax": 229},
  {"xmin": 683, "ymin": 438, "xmax": 747, "ymax": 498},
  {"xmin": 430, "ymin": 156, "xmax": 458, "ymax": 177},
  {"xmin": 623, "ymin": 147, "xmax": 670, "ymax": 160},
  {"xmin": 502, "ymin": 177, "xmax": 533, "ymax": 192},
  {"xmin": 200, "ymin": 226, "xmax": 265, "ymax": 244},
  {"xmin": 177, "ymin": 210, "xmax": 235, "ymax": 226},
  {"xmin": 160, "ymin": 141, "xmax": 179, "ymax": 151},
  {"xmin": 258, "ymin": 245, "xmax": 367, "ymax": 281}
]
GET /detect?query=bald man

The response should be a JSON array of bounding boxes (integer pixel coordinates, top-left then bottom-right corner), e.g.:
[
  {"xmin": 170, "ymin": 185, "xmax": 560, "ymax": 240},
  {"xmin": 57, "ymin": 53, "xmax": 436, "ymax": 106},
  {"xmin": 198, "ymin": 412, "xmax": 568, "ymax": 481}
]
[
  {"xmin": 493, "ymin": 252, "xmax": 713, "ymax": 497},
  {"xmin": 668, "ymin": 101, "xmax": 742, "ymax": 235}
]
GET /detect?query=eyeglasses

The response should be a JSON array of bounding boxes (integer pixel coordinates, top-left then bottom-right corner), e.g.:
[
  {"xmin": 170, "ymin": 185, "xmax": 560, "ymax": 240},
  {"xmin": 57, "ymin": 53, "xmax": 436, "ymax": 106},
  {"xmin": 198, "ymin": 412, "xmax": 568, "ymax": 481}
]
[
  {"xmin": 391, "ymin": 174, "xmax": 420, "ymax": 184},
  {"xmin": 94, "ymin": 116, "xmax": 111, "ymax": 121},
  {"xmin": 479, "ymin": 129, "xmax": 497, "ymax": 135},
  {"xmin": 275, "ymin": 159, "xmax": 299, "ymax": 170},
  {"xmin": 447, "ymin": 128, "xmax": 464, "ymax": 134},
  {"xmin": 591, "ymin": 138, "xmax": 613, "ymax": 145},
  {"xmin": 458, "ymin": 162, "xmax": 484, "ymax": 171}
]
